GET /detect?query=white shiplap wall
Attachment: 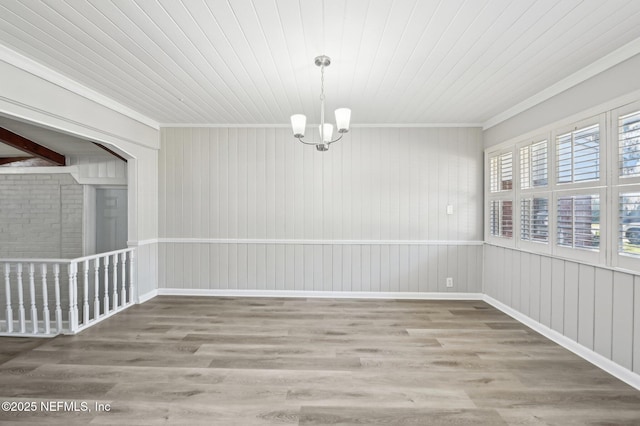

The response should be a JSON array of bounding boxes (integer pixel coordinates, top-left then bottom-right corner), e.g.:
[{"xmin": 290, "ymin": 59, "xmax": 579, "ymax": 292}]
[
  {"xmin": 159, "ymin": 127, "xmax": 483, "ymax": 293},
  {"xmin": 484, "ymin": 244, "xmax": 640, "ymax": 376}
]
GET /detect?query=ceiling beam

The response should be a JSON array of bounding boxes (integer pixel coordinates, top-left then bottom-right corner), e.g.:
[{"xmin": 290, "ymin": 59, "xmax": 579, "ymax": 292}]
[
  {"xmin": 92, "ymin": 142, "xmax": 127, "ymax": 162},
  {"xmin": 0, "ymin": 127, "xmax": 65, "ymax": 166}
]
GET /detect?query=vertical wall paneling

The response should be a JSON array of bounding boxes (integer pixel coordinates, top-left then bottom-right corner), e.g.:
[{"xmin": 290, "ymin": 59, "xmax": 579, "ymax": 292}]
[
  {"xmin": 550, "ymin": 258, "xmax": 565, "ymax": 333},
  {"xmin": 210, "ymin": 129, "xmax": 220, "ymax": 237},
  {"xmin": 634, "ymin": 275, "xmax": 640, "ymax": 374},
  {"xmin": 294, "ymin": 244, "xmax": 303, "ymax": 291},
  {"xmin": 485, "ymin": 245, "xmax": 640, "ymax": 385},
  {"xmin": 362, "ymin": 245, "xmax": 372, "ymax": 292},
  {"xmin": 511, "ymin": 250, "xmax": 521, "ymax": 311},
  {"xmin": 594, "ymin": 268, "xmax": 614, "ymax": 358},
  {"xmin": 539, "ymin": 256, "xmax": 553, "ymax": 328},
  {"xmin": 519, "ymin": 251, "xmax": 531, "ymax": 317},
  {"xmin": 496, "ymin": 246, "xmax": 506, "ymax": 302},
  {"xmin": 238, "ymin": 244, "xmax": 248, "ymax": 290},
  {"xmin": 563, "ymin": 262, "xmax": 579, "ymax": 342},
  {"xmin": 266, "ymin": 242, "xmax": 276, "ymax": 289},
  {"xmin": 399, "ymin": 245, "xmax": 409, "ymax": 292},
  {"xmin": 371, "ymin": 245, "xmax": 381, "ymax": 292},
  {"xmin": 529, "ymin": 253, "xmax": 542, "ymax": 322},
  {"xmin": 612, "ymin": 272, "xmax": 634, "ymax": 370},
  {"xmin": 352, "ymin": 245, "xmax": 362, "ymax": 292},
  {"xmin": 577, "ymin": 264, "xmax": 596, "ymax": 350},
  {"xmin": 237, "ymin": 129, "xmax": 248, "ymax": 239}
]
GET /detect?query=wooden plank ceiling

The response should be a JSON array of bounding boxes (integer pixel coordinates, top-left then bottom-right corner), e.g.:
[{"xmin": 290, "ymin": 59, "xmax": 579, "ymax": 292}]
[{"xmin": 0, "ymin": 0, "xmax": 639, "ymax": 125}]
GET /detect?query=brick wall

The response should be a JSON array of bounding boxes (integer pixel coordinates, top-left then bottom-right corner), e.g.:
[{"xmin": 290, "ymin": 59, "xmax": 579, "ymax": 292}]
[{"xmin": 0, "ymin": 174, "xmax": 83, "ymax": 258}]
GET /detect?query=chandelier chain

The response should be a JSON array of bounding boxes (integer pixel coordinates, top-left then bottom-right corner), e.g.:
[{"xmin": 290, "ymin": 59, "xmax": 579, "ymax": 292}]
[{"xmin": 320, "ymin": 64, "xmax": 325, "ymax": 101}]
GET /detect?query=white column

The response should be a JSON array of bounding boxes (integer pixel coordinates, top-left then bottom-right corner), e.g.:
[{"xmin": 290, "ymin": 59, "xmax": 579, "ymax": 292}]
[
  {"xmin": 54, "ymin": 264, "xmax": 62, "ymax": 333},
  {"xmin": 82, "ymin": 260, "xmax": 89, "ymax": 325},
  {"xmin": 112, "ymin": 254, "xmax": 118, "ymax": 310},
  {"xmin": 120, "ymin": 252, "xmax": 127, "ymax": 307},
  {"xmin": 129, "ymin": 250, "xmax": 135, "ymax": 304},
  {"xmin": 28, "ymin": 263, "xmax": 37, "ymax": 334},
  {"xmin": 41, "ymin": 264, "xmax": 50, "ymax": 335},
  {"xmin": 93, "ymin": 259, "xmax": 100, "ymax": 319},
  {"xmin": 3, "ymin": 264, "xmax": 13, "ymax": 333},
  {"xmin": 103, "ymin": 256, "xmax": 110, "ymax": 314},
  {"xmin": 16, "ymin": 263, "xmax": 25, "ymax": 333},
  {"xmin": 68, "ymin": 262, "xmax": 78, "ymax": 332}
]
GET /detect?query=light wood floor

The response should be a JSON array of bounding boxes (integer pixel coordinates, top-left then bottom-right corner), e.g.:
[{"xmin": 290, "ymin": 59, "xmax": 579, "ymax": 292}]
[{"xmin": 0, "ymin": 296, "xmax": 639, "ymax": 425}]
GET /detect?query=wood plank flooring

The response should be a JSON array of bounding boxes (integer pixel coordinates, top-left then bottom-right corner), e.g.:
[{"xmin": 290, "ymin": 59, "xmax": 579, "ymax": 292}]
[{"xmin": 0, "ymin": 296, "xmax": 638, "ymax": 425}]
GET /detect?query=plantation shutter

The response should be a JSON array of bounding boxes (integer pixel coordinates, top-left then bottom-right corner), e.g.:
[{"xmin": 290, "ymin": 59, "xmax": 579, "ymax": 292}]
[{"xmin": 557, "ymin": 124, "xmax": 599, "ymax": 184}]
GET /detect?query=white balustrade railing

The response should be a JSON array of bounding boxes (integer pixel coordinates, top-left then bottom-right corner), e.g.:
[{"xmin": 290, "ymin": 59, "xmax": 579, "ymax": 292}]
[{"xmin": 0, "ymin": 248, "xmax": 136, "ymax": 337}]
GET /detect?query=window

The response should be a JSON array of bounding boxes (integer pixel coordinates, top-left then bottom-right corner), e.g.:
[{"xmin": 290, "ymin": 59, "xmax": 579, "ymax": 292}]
[
  {"xmin": 618, "ymin": 192, "xmax": 640, "ymax": 257},
  {"xmin": 520, "ymin": 141, "xmax": 548, "ymax": 189},
  {"xmin": 500, "ymin": 152, "xmax": 513, "ymax": 190},
  {"xmin": 521, "ymin": 197, "xmax": 548, "ymax": 243},
  {"xmin": 557, "ymin": 124, "xmax": 600, "ymax": 184},
  {"xmin": 486, "ymin": 105, "xmax": 640, "ymax": 270},
  {"xmin": 489, "ymin": 152, "xmax": 513, "ymax": 193},
  {"xmin": 490, "ymin": 200, "xmax": 513, "ymax": 238},
  {"xmin": 556, "ymin": 195, "xmax": 599, "ymax": 250},
  {"xmin": 619, "ymin": 110, "xmax": 640, "ymax": 178},
  {"xmin": 489, "ymin": 156, "xmax": 498, "ymax": 192}
]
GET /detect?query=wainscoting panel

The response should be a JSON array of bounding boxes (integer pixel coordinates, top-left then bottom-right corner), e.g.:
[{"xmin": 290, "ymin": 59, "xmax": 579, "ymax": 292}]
[
  {"xmin": 159, "ymin": 241, "xmax": 483, "ymax": 294},
  {"xmin": 159, "ymin": 126, "xmax": 484, "ymax": 295},
  {"xmin": 484, "ymin": 244, "xmax": 640, "ymax": 376}
]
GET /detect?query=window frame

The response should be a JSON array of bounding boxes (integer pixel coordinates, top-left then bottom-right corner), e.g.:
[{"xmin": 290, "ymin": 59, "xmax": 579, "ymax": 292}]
[
  {"xmin": 612, "ymin": 185, "xmax": 640, "ymax": 270},
  {"xmin": 485, "ymin": 113, "xmax": 612, "ymax": 266},
  {"xmin": 611, "ymin": 100, "xmax": 640, "ymax": 271}
]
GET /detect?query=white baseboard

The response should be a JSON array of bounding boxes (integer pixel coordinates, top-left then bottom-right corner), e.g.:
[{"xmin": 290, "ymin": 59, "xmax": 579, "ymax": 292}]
[
  {"xmin": 137, "ymin": 289, "xmax": 159, "ymax": 304},
  {"xmin": 483, "ymin": 294, "xmax": 640, "ymax": 391},
  {"xmin": 155, "ymin": 288, "xmax": 484, "ymax": 300}
]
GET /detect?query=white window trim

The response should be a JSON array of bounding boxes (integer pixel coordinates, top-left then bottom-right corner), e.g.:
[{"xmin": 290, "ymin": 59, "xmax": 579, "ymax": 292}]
[{"xmin": 485, "ymin": 113, "xmax": 610, "ymax": 266}]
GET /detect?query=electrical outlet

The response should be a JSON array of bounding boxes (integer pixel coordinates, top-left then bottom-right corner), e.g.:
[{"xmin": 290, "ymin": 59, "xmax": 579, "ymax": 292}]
[
  {"xmin": 446, "ymin": 205, "xmax": 454, "ymax": 215},
  {"xmin": 446, "ymin": 277, "xmax": 453, "ymax": 288}
]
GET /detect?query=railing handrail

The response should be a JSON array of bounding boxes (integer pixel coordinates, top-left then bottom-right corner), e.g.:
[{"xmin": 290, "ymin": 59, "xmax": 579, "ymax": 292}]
[
  {"xmin": 1, "ymin": 247, "xmax": 137, "ymax": 337},
  {"xmin": 0, "ymin": 247, "xmax": 135, "ymax": 264}
]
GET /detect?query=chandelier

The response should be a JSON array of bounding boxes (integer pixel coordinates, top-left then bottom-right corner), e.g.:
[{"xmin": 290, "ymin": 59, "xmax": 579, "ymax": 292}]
[{"xmin": 290, "ymin": 55, "xmax": 351, "ymax": 152}]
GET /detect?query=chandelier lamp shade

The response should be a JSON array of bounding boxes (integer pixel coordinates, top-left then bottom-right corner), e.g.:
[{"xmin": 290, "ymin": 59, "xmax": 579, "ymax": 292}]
[{"xmin": 290, "ymin": 55, "xmax": 351, "ymax": 152}]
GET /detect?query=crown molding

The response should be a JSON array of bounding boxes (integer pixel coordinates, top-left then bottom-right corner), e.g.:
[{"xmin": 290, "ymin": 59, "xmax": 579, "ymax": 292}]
[
  {"xmin": 483, "ymin": 36, "xmax": 640, "ymax": 131},
  {"xmin": 0, "ymin": 44, "xmax": 159, "ymax": 130}
]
